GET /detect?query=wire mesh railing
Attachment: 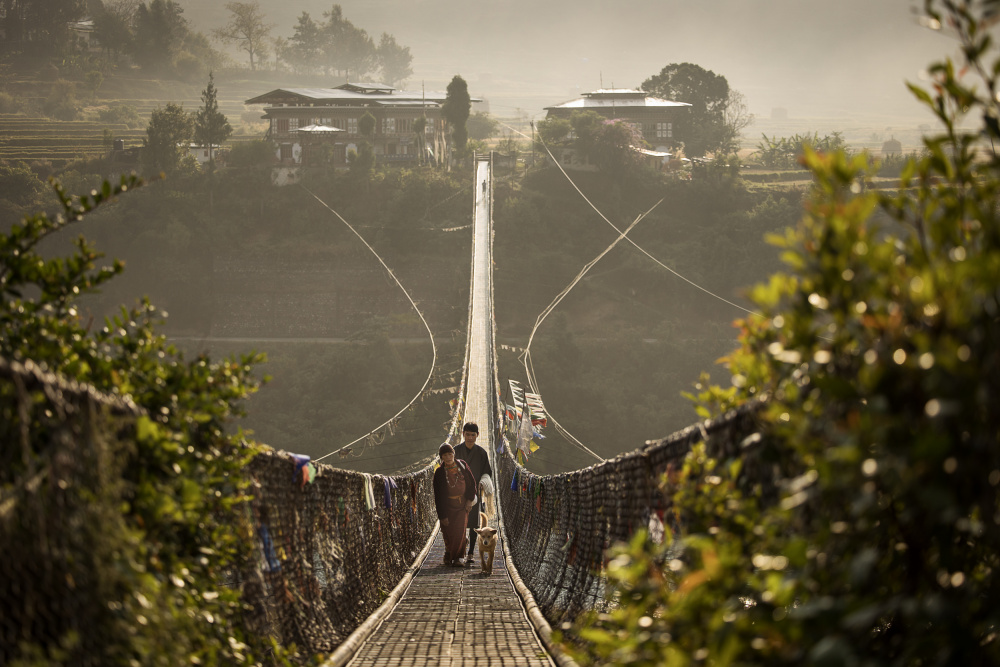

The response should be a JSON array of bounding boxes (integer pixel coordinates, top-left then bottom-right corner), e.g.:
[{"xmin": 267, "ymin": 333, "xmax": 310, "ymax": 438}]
[
  {"xmin": 234, "ymin": 452, "xmax": 438, "ymax": 657},
  {"xmin": 0, "ymin": 358, "xmax": 145, "ymax": 664},
  {"xmin": 0, "ymin": 355, "xmax": 440, "ymax": 664},
  {"xmin": 495, "ymin": 401, "xmax": 766, "ymax": 627}
]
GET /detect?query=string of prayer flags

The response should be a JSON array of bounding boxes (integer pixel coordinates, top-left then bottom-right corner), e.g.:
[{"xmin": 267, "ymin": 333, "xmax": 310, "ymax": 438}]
[
  {"xmin": 508, "ymin": 379, "xmax": 525, "ymax": 408},
  {"xmin": 524, "ymin": 392, "xmax": 548, "ymax": 428},
  {"xmin": 516, "ymin": 403, "xmax": 535, "ymax": 460}
]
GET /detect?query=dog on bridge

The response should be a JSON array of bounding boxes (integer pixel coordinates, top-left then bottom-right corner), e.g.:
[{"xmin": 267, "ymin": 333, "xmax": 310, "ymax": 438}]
[{"xmin": 474, "ymin": 476, "xmax": 498, "ymax": 575}]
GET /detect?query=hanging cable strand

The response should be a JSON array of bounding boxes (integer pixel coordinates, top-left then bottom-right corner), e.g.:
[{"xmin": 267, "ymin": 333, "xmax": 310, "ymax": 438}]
[
  {"xmin": 501, "ymin": 122, "xmax": 763, "ymax": 317},
  {"xmin": 518, "ymin": 199, "xmax": 664, "ymax": 463},
  {"xmin": 302, "ymin": 186, "xmax": 440, "ymax": 464}
]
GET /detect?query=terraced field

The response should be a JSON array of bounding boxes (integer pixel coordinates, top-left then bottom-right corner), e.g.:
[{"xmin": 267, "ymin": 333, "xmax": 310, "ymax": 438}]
[
  {"xmin": 0, "ymin": 70, "xmax": 277, "ymax": 165},
  {"xmin": 0, "ymin": 115, "xmax": 146, "ymax": 163}
]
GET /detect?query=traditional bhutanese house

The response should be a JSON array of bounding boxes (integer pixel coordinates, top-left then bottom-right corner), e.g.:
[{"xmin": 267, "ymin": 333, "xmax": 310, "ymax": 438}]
[
  {"xmin": 245, "ymin": 82, "xmax": 478, "ymax": 167},
  {"xmin": 544, "ymin": 88, "xmax": 690, "ymax": 167}
]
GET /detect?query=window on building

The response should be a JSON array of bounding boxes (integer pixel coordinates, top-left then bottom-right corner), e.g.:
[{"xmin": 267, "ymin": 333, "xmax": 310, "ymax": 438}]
[
  {"xmin": 382, "ymin": 117, "xmax": 396, "ymax": 134},
  {"xmin": 425, "ymin": 121, "xmax": 434, "ymax": 135},
  {"xmin": 656, "ymin": 122, "xmax": 672, "ymax": 138},
  {"xmin": 276, "ymin": 118, "xmax": 289, "ymax": 133},
  {"xmin": 398, "ymin": 118, "xmax": 411, "ymax": 134},
  {"xmin": 289, "ymin": 117, "xmax": 299, "ymax": 131},
  {"xmin": 348, "ymin": 117, "xmax": 358, "ymax": 134}
]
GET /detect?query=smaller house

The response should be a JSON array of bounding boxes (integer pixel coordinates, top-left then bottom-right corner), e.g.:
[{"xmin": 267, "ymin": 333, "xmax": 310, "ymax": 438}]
[
  {"xmin": 544, "ymin": 88, "xmax": 690, "ymax": 154},
  {"xmin": 187, "ymin": 144, "xmax": 224, "ymax": 166}
]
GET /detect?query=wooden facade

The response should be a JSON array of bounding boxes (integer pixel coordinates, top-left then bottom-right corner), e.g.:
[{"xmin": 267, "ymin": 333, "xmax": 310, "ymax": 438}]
[{"xmin": 245, "ymin": 83, "xmax": 462, "ymax": 168}]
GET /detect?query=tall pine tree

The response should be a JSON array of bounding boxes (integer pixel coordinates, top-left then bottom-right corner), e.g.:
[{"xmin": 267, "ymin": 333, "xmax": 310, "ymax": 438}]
[
  {"xmin": 442, "ymin": 75, "xmax": 471, "ymax": 160},
  {"xmin": 193, "ymin": 72, "xmax": 232, "ymax": 168}
]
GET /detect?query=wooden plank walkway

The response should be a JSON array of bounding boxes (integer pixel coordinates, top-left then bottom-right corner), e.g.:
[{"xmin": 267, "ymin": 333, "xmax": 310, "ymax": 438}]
[
  {"xmin": 346, "ymin": 528, "xmax": 552, "ymax": 666},
  {"xmin": 346, "ymin": 158, "xmax": 552, "ymax": 667}
]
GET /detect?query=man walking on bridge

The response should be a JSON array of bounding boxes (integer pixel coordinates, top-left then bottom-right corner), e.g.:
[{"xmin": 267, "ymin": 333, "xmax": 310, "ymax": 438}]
[{"xmin": 455, "ymin": 422, "xmax": 492, "ymax": 566}]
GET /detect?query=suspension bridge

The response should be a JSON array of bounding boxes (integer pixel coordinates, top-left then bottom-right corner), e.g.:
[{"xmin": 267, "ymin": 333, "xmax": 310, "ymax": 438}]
[
  {"xmin": 0, "ymin": 154, "xmax": 763, "ymax": 666},
  {"xmin": 235, "ymin": 155, "xmax": 759, "ymax": 666}
]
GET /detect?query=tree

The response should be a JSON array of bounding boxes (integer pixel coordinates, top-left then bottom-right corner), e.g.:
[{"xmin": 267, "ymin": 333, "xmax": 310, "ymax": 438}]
[
  {"xmin": 133, "ymin": 0, "xmax": 187, "ymax": 72},
  {"xmin": 535, "ymin": 116, "xmax": 572, "ymax": 146},
  {"xmin": 282, "ymin": 11, "xmax": 323, "ymax": 73},
  {"xmin": 0, "ymin": 162, "xmax": 46, "ymax": 206},
  {"xmin": 566, "ymin": 1, "xmax": 1000, "ymax": 664},
  {"xmin": 588, "ymin": 119, "xmax": 646, "ymax": 175},
  {"xmin": 721, "ymin": 88, "xmax": 754, "ymax": 155},
  {"xmin": 0, "ymin": 0, "xmax": 85, "ymax": 56},
  {"xmin": 93, "ymin": 0, "xmax": 138, "ymax": 59},
  {"xmin": 212, "ymin": 1, "xmax": 273, "ymax": 72},
  {"xmin": 0, "ymin": 174, "xmax": 292, "ymax": 664},
  {"xmin": 339, "ymin": 22, "xmax": 376, "ymax": 81},
  {"xmin": 143, "ymin": 102, "xmax": 193, "ymax": 175},
  {"xmin": 641, "ymin": 62, "xmax": 730, "ymax": 158},
  {"xmin": 467, "ymin": 111, "xmax": 499, "ymax": 141},
  {"xmin": 442, "ymin": 75, "xmax": 471, "ymax": 156},
  {"xmin": 42, "ymin": 80, "xmax": 80, "ymax": 120},
  {"xmin": 320, "ymin": 4, "xmax": 375, "ymax": 80},
  {"xmin": 193, "ymin": 72, "xmax": 233, "ymax": 167},
  {"xmin": 377, "ymin": 32, "xmax": 412, "ymax": 86}
]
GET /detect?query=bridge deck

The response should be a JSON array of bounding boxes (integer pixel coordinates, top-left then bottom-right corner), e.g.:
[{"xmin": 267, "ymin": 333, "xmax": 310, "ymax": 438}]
[
  {"xmin": 346, "ymin": 529, "xmax": 551, "ymax": 666},
  {"xmin": 346, "ymin": 158, "xmax": 551, "ymax": 666}
]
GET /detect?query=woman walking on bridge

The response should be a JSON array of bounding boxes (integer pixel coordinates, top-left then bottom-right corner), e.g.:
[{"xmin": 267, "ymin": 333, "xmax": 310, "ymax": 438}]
[{"xmin": 433, "ymin": 443, "xmax": 477, "ymax": 566}]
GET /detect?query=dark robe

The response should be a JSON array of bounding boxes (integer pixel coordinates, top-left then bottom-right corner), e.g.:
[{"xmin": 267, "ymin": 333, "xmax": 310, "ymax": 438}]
[
  {"xmin": 455, "ymin": 442, "xmax": 493, "ymax": 529},
  {"xmin": 433, "ymin": 459, "xmax": 476, "ymax": 563}
]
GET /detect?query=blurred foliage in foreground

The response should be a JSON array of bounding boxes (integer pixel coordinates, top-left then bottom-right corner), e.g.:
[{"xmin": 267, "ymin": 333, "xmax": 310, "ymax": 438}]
[
  {"xmin": 0, "ymin": 177, "xmax": 302, "ymax": 664},
  {"xmin": 563, "ymin": 1, "xmax": 1000, "ymax": 664}
]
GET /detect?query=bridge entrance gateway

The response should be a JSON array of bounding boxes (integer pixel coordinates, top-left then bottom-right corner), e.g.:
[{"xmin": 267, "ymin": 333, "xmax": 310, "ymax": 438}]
[{"xmin": 338, "ymin": 158, "xmax": 555, "ymax": 666}]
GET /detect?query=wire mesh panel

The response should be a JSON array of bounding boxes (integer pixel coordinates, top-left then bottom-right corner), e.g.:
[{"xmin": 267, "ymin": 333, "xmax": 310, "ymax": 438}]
[
  {"xmin": 496, "ymin": 402, "xmax": 765, "ymax": 626},
  {"xmin": 0, "ymin": 356, "xmax": 439, "ymax": 664},
  {"xmin": 0, "ymin": 358, "xmax": 144, "ymax": 665},
  {"xmin": 234, "ymin": 452, "xmax": 437, "ymax": 657}
]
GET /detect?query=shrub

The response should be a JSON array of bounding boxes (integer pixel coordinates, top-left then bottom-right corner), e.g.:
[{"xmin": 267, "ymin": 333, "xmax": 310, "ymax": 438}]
[
  {"xmin": 42, "ymin": 80, "xmax": 80, "ymax": 121},
  {"xmin": 0, "ymin": 91, "xmax": 21, "ymax": 113},
  {"xmin": 98, "ymin": 103, "xmax": 142, "ymax": 128},
  {"xmin": 0, "ymin": 176, "xmax": 291, "ymax": 664},
  {"xmin": 565, "ymin": 2, "xmax": 1000, "ymax": 664}
]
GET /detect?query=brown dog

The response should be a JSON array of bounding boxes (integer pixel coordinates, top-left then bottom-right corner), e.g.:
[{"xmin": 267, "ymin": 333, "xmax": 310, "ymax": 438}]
[
  {"xmin": 474, "ymin": 512, "xmax": 498, "ymax": 575},
  {"xmin": 474, "ymin": 481, "xmax": 498, "ymax": 575}
]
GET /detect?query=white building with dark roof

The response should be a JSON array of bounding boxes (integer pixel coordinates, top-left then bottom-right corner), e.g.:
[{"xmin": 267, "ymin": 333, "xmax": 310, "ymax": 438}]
[
  {"xmin": 245, "ymin": 82, "xmax": 480, "ymax": 167},
  {"xmin": 544, "ymin": 88, "xmax": 690, "ymax": 154}
]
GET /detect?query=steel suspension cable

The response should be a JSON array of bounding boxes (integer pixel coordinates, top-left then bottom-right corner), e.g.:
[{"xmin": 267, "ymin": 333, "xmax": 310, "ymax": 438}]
[
  {"xmin": 519, "ymin": 199, "xmax": 664, "ymax": 462},
  {"xmin": 302, "ymin": 186, "xmax": 439, "ymax": 464},
  {"xmin": 502, "ymin": 122, "xmax": 763, "ymax": 317}
]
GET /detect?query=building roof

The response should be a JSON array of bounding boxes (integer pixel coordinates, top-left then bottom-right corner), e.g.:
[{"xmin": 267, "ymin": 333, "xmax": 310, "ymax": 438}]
[
  {"xmin": 634, "ymin": 147, "xmax": 672, "ymax": 157},
  {"xmin": 293, "ymin": 124, "xmax": 345, "ymax": 133},
  {"xmin": 545, "ymin": 88, "xmax": 690, "ymax": 111},
  {"xmin": 245, "ymin": 82, "xmax": 480, "ymax": 107}
]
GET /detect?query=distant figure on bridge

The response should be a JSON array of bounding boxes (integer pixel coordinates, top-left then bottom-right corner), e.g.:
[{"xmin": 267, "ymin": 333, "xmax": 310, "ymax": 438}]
[
  {"xmin": 433, "ymin": 443, "xmax": 477, "ymax": 566},
  {"xmin": 454, "ymin": 422, "xmax": 493, "ymax": 566},
  {"xmin": 482, "ymin": 180, "xmax": 487, "ymax": 196}
]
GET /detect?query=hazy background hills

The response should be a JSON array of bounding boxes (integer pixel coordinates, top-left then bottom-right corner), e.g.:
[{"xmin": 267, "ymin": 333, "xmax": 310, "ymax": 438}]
[{"xmin": 182, "ymin": 0, "xmax": 954, "ymax": 125}]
